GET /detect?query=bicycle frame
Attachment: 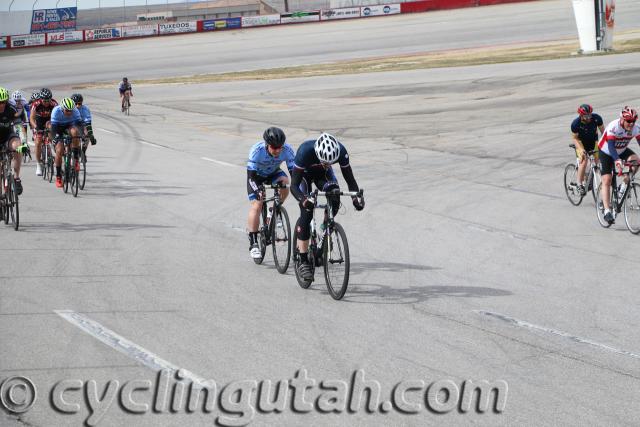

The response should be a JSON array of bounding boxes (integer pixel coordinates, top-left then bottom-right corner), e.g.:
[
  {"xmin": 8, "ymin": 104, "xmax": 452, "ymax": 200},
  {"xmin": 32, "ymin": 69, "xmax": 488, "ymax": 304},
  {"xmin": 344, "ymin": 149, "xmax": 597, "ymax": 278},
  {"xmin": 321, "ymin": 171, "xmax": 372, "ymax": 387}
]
[
  {"xmin": 611, "ymin": 161, "xmax": 639, "ymax": 214},
  {"xmin": 260, "ymin": 182, "xmax": 287, "ymax": 244}
]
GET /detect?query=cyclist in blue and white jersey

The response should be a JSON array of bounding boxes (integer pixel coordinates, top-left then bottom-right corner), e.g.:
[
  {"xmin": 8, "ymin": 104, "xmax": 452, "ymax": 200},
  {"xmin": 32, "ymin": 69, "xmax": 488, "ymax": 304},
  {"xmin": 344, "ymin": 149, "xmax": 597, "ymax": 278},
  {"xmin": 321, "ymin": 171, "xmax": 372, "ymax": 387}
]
[
  {"xmin": 71, "ymin": 93, "xmax": 97, "ymax": 155},
  {"xmin": 289, "ymin": 132, "xmax": 364, "ymax": 281},
  {"xmin": 246, "ymin": 127, "xmax": 295, "ymax": 259},
  {"xmin": 118, "ymin": 77, "xmax": 132, "ymax": 112},
  {"xmin": 9, "ymin": 90, "xmax": 29, "ymax": 147},
  {"xmin": 50, "ymin": 97, "xmax": 82, "ymax": 188}
]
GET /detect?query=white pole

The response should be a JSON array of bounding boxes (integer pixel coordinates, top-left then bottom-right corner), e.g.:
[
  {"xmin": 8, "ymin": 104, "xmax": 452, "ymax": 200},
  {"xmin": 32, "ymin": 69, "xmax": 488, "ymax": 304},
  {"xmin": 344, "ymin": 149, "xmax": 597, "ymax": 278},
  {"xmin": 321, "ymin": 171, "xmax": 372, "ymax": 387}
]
[{"xmin": 572, "ymin": 0, "xmax": 597, "ymax": 53}]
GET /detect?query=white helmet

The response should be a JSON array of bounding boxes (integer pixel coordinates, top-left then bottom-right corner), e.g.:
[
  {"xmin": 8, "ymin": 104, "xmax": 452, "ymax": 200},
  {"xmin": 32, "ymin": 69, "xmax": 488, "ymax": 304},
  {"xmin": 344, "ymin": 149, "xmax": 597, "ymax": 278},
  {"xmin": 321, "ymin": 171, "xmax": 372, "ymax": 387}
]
[
  {"xmin": 314, "ymin": 132, "xmax": 340, "ymax": 164},
  {"xmin": 11, "ymin": 90, "xmax": 23, "ymax": 101}
]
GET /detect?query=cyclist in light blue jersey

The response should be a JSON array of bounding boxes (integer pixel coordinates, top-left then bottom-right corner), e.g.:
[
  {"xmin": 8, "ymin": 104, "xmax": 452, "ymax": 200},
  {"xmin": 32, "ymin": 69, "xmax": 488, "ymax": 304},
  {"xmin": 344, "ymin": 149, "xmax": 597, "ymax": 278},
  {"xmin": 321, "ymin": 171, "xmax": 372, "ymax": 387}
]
[
  {"xmin": 246, "ymin": 126, "xmax": 295, "ymax": 259},
  {"xmin": 71, "ymin": 94, "xmax": 97, "ymax": 155},
  {"xmin": 50, "ymin": 97, "xmax": 82, "ymax": 188}
]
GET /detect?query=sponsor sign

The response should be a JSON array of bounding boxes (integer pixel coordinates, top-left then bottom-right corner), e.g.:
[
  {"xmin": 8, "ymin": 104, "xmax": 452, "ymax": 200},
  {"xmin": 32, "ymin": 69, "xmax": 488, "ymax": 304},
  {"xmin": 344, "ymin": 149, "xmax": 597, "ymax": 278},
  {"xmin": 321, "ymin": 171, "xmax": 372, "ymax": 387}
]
[
  {"xmin": 122, "ymin": 24, "xmax": 158, "ymax": 38},
  {"xmin": 241, "ymin": 14, "xmax": 281, "ymax": 27},
  {"xmin": 10, "ymin": 33, "xmax": 46, "ymax": 48},
  {"xmin": 360, "ymin": 4, "xmax": 401, "ymax": 17},
  {"xmin": 280, "ymin": 11, "xmax": 320, "ymax": 24},
  {"xmin": 321, "ymin": 7, "xmax": 361, "ymax": 20},
  {"xmin": 202, "ymin": 17, "xmax": 242, "ymax": 31},
  {"xmin": 241, "ymin": 14, "xmax": 280, "ymax": 27},
  {"xmin": 47, "ymin": 30, "xmax": 83, "ymax": 44},
  {"xmin": 0, "ymin": 36, "xmax": 7, "ymax": 49},
  {"xmin": 31, "ymin": 7, "xmax": 77, "ymax": 33},
  {"xmin": 85, "ymin": 28, "xmax": 122, "ymax": 41},
  {"xmin": 159, "ymin": 21, "xmax": 197, "ymax": 34}
]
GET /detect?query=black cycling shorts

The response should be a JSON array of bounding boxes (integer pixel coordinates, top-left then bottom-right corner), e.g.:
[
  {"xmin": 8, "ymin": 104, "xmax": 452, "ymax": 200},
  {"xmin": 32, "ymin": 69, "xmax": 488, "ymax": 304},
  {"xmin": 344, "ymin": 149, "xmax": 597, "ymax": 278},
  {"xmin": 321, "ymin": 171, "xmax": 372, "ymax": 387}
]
[{"xmin": 600, "ymin": 149, "xmax": 635, "ymax": 175}]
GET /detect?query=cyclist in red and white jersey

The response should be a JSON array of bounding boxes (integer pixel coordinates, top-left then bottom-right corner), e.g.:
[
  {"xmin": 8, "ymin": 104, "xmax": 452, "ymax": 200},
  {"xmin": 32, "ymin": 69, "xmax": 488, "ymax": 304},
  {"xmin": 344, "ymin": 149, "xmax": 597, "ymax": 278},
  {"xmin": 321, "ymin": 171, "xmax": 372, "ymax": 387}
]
[{"xmin": 597, "ymin": 106, "xmax": 640, "ymax": 224}]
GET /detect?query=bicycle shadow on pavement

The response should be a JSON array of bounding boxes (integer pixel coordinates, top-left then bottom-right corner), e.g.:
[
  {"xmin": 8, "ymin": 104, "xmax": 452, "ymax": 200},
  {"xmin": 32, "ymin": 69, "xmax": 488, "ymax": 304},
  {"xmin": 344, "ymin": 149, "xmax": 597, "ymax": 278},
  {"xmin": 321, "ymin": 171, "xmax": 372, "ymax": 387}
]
[
  {"xmin": 21, "ymin": 222, "xmax": 175, "ymax": 233},
  {"xmin": 349, "ymin": 262, "xmax": 441, "ymax": 274},
  {"xmin": 336, "ymin": 283, "xmax": 512, "ymax": 305}
]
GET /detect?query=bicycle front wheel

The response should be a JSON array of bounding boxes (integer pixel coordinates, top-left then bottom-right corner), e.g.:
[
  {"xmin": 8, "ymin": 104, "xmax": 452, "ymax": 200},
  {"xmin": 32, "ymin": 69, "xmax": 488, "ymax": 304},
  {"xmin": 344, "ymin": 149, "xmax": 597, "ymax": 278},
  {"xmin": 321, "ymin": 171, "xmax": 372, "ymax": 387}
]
[
  {"xmin": 323, "ymin": 222, "xmax": 350, "ymax": 300},
  {"xmin": 271, "ymin": 206, "xmax": 291, "ymax": 274},
  {"xmin": 253, "ymin": 214, "xmax": 267, "ymax": 265},
  {"xmin": 564, "ymin": 163, "xmax": 583, "ymax": 206},
  {"xmin": 72, "ymin": 167, "xmax": 79, "ymax": 197},
  {"xmin": 624, "ymin": 183, "xmax": 640, "ymax": 234},
  {"xmin": 9, "ymin": 177, "xmax": 18, "ymax": 231},
  {"xmin": 595, "ymin": 183, "xmax": 612, "ymax": 228}
]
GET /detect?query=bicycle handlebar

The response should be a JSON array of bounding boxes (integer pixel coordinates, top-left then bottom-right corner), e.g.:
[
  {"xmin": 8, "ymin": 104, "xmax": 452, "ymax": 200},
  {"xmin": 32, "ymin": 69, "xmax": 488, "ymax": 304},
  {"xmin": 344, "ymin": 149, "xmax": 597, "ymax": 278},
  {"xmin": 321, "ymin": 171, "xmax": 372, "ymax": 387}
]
[{"xmin": 315, "ymin": 189, "xmax": 364, "ymax": 198}]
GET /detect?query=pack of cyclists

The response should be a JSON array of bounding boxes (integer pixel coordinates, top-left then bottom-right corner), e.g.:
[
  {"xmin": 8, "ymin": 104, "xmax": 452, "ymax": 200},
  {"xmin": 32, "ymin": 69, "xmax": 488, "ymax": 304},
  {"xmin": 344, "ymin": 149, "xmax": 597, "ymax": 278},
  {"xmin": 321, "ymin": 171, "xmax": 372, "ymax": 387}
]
[
  {"xmin": 0, "ymin": 85, "xmax": 98, "ymax": 195},
  {"xmin": 571, "ymin": 104, "xmax": 640, "ymax": 224}
]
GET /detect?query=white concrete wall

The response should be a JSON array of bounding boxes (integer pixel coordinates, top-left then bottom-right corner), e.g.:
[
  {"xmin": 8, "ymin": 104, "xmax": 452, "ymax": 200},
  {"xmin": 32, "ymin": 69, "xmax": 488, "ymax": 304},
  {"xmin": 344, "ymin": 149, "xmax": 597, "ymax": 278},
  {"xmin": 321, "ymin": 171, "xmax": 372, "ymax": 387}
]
[{"xmin": 0, "ymin": 11, "xmax": 34, "ymax": 37}]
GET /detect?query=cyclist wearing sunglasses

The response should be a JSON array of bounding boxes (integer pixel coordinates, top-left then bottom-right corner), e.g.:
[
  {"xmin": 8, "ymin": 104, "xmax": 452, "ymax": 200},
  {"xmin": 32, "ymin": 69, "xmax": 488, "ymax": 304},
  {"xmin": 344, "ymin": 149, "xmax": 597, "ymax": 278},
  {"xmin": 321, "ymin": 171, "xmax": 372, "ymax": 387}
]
[
  {"xmin": 246, "ymin": 127, "xmax": 295, "ymax": 259},
  {"xmin": 571, "ymin": 104, "xmax": 604, "ymax": 195},
  {"xmin": 71, "ymin": 93, "xmax": 97, "ymax": 154},
  {"xmin": 597, "ymin": 106, "xmax": 640, "ymax": 224},
  {"xmin": 50, "ymin": 97, "xmax": 82, "ymax": 188},
  {"xmin": 0, "ymin": 87, "xmax": 26, "ymax": 195},
  {"xmin": 290, "ymin": 132, "xmax": 364, "ymax": 281}
]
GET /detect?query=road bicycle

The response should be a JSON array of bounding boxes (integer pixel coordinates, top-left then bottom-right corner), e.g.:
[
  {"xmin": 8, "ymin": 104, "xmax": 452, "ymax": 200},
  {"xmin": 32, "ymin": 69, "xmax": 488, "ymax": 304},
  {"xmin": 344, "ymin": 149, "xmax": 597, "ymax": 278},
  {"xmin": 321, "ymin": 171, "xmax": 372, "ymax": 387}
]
[
  {"xmin": 595, "ymin": 160, "xmax": 640, "ymax": 234},
  {"xmin": 122, "ymin": 92, "xmax": 131, "ymax": 116},
  {"xmin": 252, "ymin": 182, "xmax": 292, "ymax": 274},
  {"xmin": 293, "ymin": 188, "xmax": 363, "ymax": 300},
  {"xmin": 564, "ymin": 144, "xmax": 600, "ymax": 205},
  {"xmin": 0, "ymin": 146, "xmax": 19, "ymax": 230},
  {"xmin": 58, "ymin": 135, "xmax": 80, "ymax": 197},
  {"xmin": 38, "ymin": 130, "xmax": 55, "ymax": 183}
]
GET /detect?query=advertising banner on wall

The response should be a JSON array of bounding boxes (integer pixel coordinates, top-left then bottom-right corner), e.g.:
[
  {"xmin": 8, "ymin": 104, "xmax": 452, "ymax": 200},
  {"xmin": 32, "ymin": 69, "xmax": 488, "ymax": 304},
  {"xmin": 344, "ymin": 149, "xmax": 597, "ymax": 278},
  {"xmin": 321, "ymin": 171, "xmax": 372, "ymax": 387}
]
[
  {"xmin": 241, "ymin": 14, "xmax": 281, "ymax": 27},
  {"xmin": 47, "ymin": 30, "xmax": 83, "ymax": 44},
  {"xmin": 85, "ymin": 28, "xmax": 122, "ymax": 41},
  {"xmin": 0, "ymin": 36, "xmax": 7, "ymax": 49},
  {"xmin": 280, "ymin": 11, "xmax": 320, "ymax": 24},
  {"xmin": 31, "ymin": 8, "xmax": 77, "ymax": 33},
  {"xmin": 159, "ymin": 22, "xmax": 197, "ymax": 34},
  {"xmin": 202, "ymin": 17, "xmax": 242, "ymax": 31},
  {"xmin": 321, "ymin": 7, "xmax": 361, "ymax": 20},
  {"xmin": 10, "ymin": 33, "xmax": 46, "ymax": 48},
  {"xmin": 360, "ymin": 4, "xmax": 401, "ymax": 17},
  {"xmin": 122, "ymin": 24, "xmax": 158, "ymax": 38}
]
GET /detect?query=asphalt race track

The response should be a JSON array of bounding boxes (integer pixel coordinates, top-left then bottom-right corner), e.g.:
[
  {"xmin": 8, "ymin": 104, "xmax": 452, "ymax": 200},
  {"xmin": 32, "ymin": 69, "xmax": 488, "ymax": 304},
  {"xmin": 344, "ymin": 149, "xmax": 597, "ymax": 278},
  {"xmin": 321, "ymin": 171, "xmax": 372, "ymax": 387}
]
[{"xmin": 2, "ymin": 1, "xmax": 640, "ymax": 426}]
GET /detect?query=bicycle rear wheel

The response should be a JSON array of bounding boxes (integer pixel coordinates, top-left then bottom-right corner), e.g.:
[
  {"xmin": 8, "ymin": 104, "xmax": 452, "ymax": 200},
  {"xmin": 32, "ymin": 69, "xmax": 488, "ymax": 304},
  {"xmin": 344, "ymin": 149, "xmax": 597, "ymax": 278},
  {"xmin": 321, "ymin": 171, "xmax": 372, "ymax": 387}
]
[
  {"xmin": 590, "ymin": 167, "xmax": 601, "ymax": 204},
  {"xmin": 79, "ymin": 149, "xmax": 87, "ymax": 190},
  {"xmin": 595, "ymin": 183, "xmax": 612, "ymax": 228},
  {"xmin": 252, "ymin": 213, "xmax": 267, "ymax": 265},
  {"xmin": 63, "ymin": 154, "xmax": 70, "ymax": 193},
  {"xmin": 271, "ymin": 206, "xmax": 291, "ymax": 274},
  {"xmin": 72, "ymin": 165, "xmax": 79, "ymax": 197},
  {"xmin": 624, "ymin": 183, "xmax": 640, "ymax": 234},
  {"xmin": 564, "ymin": 163, "xmax": 583, "ymax": 206},
  {"xmin": 292, "ymin": 226, "xmax": 314, "ymax": 289},
  {"xmin": 323, "ymin": 222, "xmax": 350, "ymax": 300}
]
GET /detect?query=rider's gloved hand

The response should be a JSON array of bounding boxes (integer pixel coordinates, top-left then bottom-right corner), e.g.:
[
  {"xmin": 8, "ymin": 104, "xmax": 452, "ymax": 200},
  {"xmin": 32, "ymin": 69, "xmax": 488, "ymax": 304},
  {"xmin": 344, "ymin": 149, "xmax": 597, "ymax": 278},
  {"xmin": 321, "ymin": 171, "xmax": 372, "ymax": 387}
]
[
  {"xmin": 299, "ymin": 196, "xmax": 314, "ymax": 212},
  {"xmin": 16, "ymin": 143, "xmax": 28, "ymax": 154},
  {"xmin": 89, "ymin": 135, "xmax": 97, "ymax": 145},
  {"xmin": 253, "ymin": 185, "xmax": 265, "ymax": 201},
  {"xmin": 352, "ymin": 195, "xmax": 365, "ymax": 211},
  {"xmin": 615, "ymin": 159, "xmax": 624, "ymax": 175}
]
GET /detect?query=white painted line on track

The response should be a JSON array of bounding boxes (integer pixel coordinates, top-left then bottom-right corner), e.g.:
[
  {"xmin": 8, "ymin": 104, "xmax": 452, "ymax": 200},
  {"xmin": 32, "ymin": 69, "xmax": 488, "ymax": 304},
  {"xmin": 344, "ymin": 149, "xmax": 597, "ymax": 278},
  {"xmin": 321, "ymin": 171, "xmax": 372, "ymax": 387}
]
[
  {"xmin": 139, "ymin": 140, "xmax": 164, "ymax": 149},
  {"xmin": 477, "ymin": 310, "xmax": 640, "ymax": 360},
  {"xmin": 201, "ymin": 157, "xmax": 239, "ymax": 168},
  {"xmin": 55, "ymin": 310, "xmax": 207, "ymax": 384},
  {"xmin": 96, "ymin": 128, "xmax": 117, "ymax": 135}
]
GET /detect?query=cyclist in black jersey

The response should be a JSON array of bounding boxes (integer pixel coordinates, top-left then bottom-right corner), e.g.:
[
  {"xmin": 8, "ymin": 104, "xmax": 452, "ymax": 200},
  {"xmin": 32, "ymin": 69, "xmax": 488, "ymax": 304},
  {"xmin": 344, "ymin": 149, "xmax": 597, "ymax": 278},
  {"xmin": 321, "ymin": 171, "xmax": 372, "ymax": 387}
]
[
  {"xmin": 0, "ymin": 87, "xmax": 27, "ymax": 195},
  {"xmin": 290, "ymin": 132, "xmax": 364, "ymax": 281}
]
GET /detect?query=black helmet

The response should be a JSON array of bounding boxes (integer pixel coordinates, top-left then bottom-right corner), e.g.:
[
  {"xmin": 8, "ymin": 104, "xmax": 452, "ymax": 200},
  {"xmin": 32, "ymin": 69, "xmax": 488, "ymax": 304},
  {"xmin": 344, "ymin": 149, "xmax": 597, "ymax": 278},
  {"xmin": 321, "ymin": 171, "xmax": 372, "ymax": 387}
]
[
  {"xmin": 263, "ymin": 127, "xmax": 286, "ymax": 148},
  {"xmin": 123, "ymin": 77, "xmax": 128, "ymax": 82},
  {"xmin": 40, "ymin": 88, "xmax": 52, "ymax": 100},
  {"xmin": 71, "ymin": 93, "xmax": 83, "ymax": 103}
]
